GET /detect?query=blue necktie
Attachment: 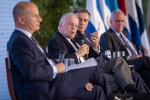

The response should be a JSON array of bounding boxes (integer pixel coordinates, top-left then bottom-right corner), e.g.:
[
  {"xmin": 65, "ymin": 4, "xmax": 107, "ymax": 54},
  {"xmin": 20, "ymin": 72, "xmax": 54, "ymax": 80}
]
[{"xmin": 120, "ymin": 34, "xmax": 136, "ymax": 55}]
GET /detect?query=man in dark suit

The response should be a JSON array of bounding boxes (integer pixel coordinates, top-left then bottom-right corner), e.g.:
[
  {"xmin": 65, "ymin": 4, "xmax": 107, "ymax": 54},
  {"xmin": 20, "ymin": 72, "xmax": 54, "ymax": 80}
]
[
  {"xmin": 100, "ymin": 10, "xmax": 150, "ymax": 89},
  {"xmin": 7, "ymin": 2, "xmax": 133, "ymax": 100},
  {"xmin": 47, "ymin": 8, "xmax": 150, "ymax": 100}
]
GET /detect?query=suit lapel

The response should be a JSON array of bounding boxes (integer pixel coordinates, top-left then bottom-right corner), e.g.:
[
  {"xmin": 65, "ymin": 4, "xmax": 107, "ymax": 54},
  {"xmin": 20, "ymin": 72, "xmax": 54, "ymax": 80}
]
[
  {"xmin": 16, "ymin": 30, "xmax": 49, "ymax": 61},
  {"xmin": 56, "ymin": 32, "xmax": 76, "ymax": 52},
  {"xmin": 30, "ymin": 38, "xmax": 49, "ymax": 60},
  {"xmin": 109, "ymin": 29, "xmax": 128, "ymax": 52}
]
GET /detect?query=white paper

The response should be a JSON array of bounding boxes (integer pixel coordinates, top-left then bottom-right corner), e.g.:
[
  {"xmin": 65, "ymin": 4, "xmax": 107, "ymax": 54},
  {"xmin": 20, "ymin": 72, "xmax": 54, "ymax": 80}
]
[{"xmin": 64, "ymin": 58, "xmax": 98, "ymax": 72}]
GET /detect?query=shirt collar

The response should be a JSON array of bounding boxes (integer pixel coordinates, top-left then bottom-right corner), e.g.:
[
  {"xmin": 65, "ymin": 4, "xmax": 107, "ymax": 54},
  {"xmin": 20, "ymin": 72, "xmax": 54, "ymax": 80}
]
[
  {"xmin": 15, "ymin": 28, "xmax": 32, "ymax": 38},
  {"xmin": 110, "ymin": 27, "xmax": 123, "ymax": 38},
  {"xmin": 59, "ymin": 31, "xmax": 71, "ymax": 41}
]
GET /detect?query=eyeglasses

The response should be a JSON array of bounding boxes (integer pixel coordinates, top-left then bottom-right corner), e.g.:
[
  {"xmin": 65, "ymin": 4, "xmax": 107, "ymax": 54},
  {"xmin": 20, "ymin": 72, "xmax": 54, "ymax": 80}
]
[{"xmin": 64, "ymin": 21, "xmax": 78, "ymax": 28}]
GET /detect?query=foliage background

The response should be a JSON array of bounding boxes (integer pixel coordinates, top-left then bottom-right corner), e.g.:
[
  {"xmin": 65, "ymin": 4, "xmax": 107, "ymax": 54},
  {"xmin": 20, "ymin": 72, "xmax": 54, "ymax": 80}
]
[
  {"xmin": 31, "ymin": 0, "xmax": 148, "ymax": 49},
  {"xmin": 31, "ymin": 0, "xmax": 85, "ymax": 49}
]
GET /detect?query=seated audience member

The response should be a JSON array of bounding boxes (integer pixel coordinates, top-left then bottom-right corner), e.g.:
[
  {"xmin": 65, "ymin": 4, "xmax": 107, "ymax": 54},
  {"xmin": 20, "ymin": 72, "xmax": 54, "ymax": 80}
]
[
  {"xmin": 47, "ymin": 9, "xmax": 150, "ymax": 100},
  {"xmin": 7, "ymin": 1, "xmax": 133, "ymax": 100},
  {"xmin": 100, "ymin": 10, "xmax": 150, "ymax": 89}
]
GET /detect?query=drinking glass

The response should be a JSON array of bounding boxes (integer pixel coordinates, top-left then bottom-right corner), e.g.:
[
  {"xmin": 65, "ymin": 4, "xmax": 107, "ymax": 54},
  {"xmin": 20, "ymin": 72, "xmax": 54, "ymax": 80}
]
[
  {"xmin": 104, "ymin": 50, "xmax": 112, "ymax": 59},
  {"xmin": 64, "ymin": 58, "xmax": 74, "ymax": 68}
]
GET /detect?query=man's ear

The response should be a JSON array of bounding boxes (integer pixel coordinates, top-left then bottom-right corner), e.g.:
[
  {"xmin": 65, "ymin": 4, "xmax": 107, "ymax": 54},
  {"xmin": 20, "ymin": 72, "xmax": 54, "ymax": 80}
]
[
  {"xmin": 58, "ymin": 22, "xmax": 63, "ymax": 31},
  {"xmin": 18, "ymin": 16, "xmax": 25, "ymax": 24},
  {"xmin": 110, "ymin": 20, "xmax": 112, "ymax": 24},
  {"xmin": 59, "ymin": 22, "xmax": 63, "ymax": 27}
]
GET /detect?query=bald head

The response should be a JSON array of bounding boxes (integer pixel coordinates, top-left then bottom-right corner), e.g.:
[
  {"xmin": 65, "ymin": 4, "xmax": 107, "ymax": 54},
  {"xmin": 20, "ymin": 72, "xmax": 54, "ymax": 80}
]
[
  {"xmin": 13, "ymin": 2, "xmax": 37, "ymax": 22},
  {"xmin": 13, "ymin": 1, "xmax": 42, "ymax": 34}
]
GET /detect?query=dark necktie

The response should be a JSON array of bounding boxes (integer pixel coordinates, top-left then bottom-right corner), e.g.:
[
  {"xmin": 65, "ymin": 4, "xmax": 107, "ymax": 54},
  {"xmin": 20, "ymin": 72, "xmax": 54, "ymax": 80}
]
[
  {"xmin": 70, "ymin": 39, "xmax": 79, "ymax": 49},
  {"xmin": 70, "ymin": 39, "xmax": 87, "ymax": 60},
  {"xmin": 31, "ymin": 36, "xmax": 55, "ymax": 66},
  {"xmin": 31, "ymin": 36, "xmax": 44, "ymax": 53},
  {"xmin": 31, "ymin": 36, "xmax": 40, "ymax": 45},
  {"xmin": 120, "ymin": 34, "xmax": 136, "ymax": 55}
]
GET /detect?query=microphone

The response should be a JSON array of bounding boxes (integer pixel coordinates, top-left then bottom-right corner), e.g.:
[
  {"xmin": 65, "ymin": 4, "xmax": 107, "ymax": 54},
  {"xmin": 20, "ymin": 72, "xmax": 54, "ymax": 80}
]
[
  {"xmin": 58, "ymin": 50, "xmax": 66, "ymax": 63},
  {"xmin": 78, "ymin": 35, "xmax": 84, "ymax": 45},
  {"xmin": 78, "ymin": 33, "xmax": 88, "ymax": 59}
]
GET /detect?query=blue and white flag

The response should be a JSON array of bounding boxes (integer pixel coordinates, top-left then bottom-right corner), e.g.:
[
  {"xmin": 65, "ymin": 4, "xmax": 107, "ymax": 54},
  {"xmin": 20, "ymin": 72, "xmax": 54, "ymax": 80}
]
[
  {"xmin": 86, "ymin": 0, "xmax": 106, "ymax": 37},
  {"xmin": 107, "ymin": 0, "xmax": 118, "ymax": 12},
  {"xmin": 98, "ymin": 0, "xmax": 111, "ymax": 30},
  {"xmin": 135, "ymin": 0, "xmax": 150, "ymax": 55},
  {"xmin": 147, "ymin": 0, "xmax": 150, "ymax": 46},
  {"xmin": 125, "ymin": 0, "xmax": 141, "ymax": 47}
]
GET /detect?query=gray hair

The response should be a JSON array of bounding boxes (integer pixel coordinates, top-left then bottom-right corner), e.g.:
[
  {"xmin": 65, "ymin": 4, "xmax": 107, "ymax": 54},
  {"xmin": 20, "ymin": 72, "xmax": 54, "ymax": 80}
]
[
  {"xmin": 59, "ymin": 12, "xmax": 78, "ymax": 23},
  {"xmin": 110, "ymin": 10, "xmax": 125, "ymax": 20}
]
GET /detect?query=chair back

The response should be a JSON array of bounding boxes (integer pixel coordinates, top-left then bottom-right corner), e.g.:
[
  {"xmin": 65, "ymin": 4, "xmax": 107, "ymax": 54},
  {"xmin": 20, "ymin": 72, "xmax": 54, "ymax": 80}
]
[
  {"xmin": 5, "ymin": 52, "xmax": 76, "ymax": 100},
  {"xmin": 5, "ymin": 52, "xmax": 17, "ymax": 100}
]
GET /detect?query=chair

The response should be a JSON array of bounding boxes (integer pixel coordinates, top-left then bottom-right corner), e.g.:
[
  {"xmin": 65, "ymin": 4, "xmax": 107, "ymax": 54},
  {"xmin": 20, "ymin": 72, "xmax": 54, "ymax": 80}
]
[{"xmin": 5, "ymin": 55, "xmax": 17, "ymax": 100}]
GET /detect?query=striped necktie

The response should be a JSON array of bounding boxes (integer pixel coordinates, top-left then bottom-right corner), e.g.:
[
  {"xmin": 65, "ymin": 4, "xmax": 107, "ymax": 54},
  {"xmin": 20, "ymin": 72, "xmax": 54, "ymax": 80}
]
[{"xmin": 120, "ymin": 34, "xmax": 136, "ymax": 55}]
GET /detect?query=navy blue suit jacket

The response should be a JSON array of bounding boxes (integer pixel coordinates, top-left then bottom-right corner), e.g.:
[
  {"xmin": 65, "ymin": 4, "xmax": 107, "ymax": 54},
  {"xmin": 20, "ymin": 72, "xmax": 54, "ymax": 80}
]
[
  {"xmin": 8, "ymin": 30, "xmax": 114, "ymax": 100},
  {"xmin": 7, "ymin": 30, "xmax": 58, "ymax": 100}
]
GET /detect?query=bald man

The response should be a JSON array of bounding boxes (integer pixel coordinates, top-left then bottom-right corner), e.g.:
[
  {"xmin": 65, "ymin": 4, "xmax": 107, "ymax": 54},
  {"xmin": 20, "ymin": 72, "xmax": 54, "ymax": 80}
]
[{"xmin": 7, "ymin": 2, "xmax": 133, "ymax": 100}]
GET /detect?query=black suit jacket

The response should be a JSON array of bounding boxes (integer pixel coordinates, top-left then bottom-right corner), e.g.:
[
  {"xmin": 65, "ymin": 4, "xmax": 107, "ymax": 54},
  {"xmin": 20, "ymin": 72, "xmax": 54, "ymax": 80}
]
[
  {"xmin": 47, "ymin": 31, "xmax": 105, "ymax": 64},
  {"xmin": 47, "ymin": 31, "xmax": 79, "ymax": 63},
  {"xmin": 100, "ymin": 28, "xmax": 137, "ymax": 59}
]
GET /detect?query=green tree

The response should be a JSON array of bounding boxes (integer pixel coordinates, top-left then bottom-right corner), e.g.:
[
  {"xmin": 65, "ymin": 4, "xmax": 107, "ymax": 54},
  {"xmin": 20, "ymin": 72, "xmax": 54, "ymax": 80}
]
[
  {"xmin": 31, "ymin": 0, "xmax": 86, "ymax": 48},
  {"xmin": 31, "ymin": 0, "xmax": 148, "ymax": 49}
]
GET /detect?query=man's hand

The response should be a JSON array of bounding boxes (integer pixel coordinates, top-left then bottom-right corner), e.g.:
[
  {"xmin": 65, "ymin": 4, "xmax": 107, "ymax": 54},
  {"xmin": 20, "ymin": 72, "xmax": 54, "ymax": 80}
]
[
  {"xmin": 76, "ymin": 44, "xmax": 89, "ymax": 57},
  {"xmin": 130, "ymin": 55, "xmax": 142, "ymax": 60},
  {"xmin": 85, "ymin": 82, "xmax": 93, "ymax": 91},
  {"xmin": 90, "ymin": 32, "xmax": 100, "ymax": 49},
  {"xmin": 55, "ymin": 63, "xmax": 65, "ymax": 73}
]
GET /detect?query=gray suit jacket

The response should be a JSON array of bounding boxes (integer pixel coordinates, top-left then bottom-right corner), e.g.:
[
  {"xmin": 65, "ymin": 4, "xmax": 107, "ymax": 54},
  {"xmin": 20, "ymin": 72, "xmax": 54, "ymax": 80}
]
[{"xmin": 100, "ymin": 28, "xmax": 137, "ymax": 59}]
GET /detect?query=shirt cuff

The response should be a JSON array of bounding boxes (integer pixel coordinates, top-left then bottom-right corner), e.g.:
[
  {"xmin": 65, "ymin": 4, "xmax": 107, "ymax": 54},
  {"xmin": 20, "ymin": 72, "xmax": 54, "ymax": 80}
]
[
  {"xmin": 47, "ymin": 59, "xmax": 57, "ymax": 78},
  {"xmin": 126, "ymin": 56, "xmax": 130, "ymax": 60},
  {"xmin": 93, "ymin": 45, "xmax": 100, "ymax": 54},
  {"xmin": 75, "ymin": 53, "xmax": 80, "ymax": 62}
]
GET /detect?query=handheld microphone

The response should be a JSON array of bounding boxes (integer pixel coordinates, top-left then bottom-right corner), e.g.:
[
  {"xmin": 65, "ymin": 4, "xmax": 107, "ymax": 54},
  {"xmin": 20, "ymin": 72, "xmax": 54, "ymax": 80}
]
[
  {"xmin": 78, "ymin": 34, "xmax": 88, "ymax": 59},
  {"xmin": 78, "ymin": 35, "xmax": 84, "ymax": 45},
  {"xmin": 58, "ymin": 50, "xmax": 66, "ymax": 63}
]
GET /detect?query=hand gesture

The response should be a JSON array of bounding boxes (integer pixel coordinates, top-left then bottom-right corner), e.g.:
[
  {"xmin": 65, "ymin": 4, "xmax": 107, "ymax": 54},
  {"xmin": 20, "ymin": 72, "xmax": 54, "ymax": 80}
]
[
  {"xmin": 76, "ymin": 44, "xmax": 89, "ymax": 58},
  {"xmin": 90, "ymin": 32, "xmax": 100, "ymax": 49}
]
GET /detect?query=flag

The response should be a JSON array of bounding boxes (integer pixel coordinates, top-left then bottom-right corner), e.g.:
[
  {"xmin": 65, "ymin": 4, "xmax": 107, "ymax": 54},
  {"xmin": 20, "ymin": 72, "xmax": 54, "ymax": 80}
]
[
  {"xmin": 135, "ymin": 0, "xmax": 150, "ymax": 55},
  {"xmin": 117, "ymin": 0, "xmax": 132, "ymax": 40},
  {"xmin": 106, "ymin": 0, "xmax": 118, "ymax": 12},
  {"xmin": 125, "ymin": 0, "xmax": 141, "ymax": 47},
  {"xmin": 147, "ymin": 0, "xmax": 150, "ymax": 54},
  {"xmin": 97, "ymin": 0, "xmax": 111, "ymax": 30},
  {"xmin": 86, "ymin": 0, "xmax": 106, "ymax": 37}
]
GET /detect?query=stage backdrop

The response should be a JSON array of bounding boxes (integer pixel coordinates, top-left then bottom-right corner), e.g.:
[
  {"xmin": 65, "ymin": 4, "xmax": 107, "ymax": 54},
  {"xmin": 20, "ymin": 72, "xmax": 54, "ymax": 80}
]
[{"xmin": 0, "ymin": 0, "xmax": 29, "ymax": 100}]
